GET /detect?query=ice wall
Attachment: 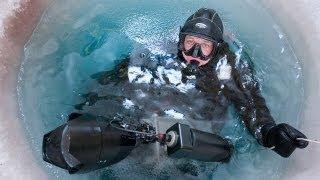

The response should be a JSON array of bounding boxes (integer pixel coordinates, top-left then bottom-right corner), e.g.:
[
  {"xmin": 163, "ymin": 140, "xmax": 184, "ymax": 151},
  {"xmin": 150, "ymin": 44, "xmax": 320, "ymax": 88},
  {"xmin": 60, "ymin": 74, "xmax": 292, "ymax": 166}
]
[
  {"xmin": 0, "ymin": 0, "xmax": 51, "ymax": 179},
  {"xmin": 261, "ymin": 0, "xmax": 320, "ymax": 179}
]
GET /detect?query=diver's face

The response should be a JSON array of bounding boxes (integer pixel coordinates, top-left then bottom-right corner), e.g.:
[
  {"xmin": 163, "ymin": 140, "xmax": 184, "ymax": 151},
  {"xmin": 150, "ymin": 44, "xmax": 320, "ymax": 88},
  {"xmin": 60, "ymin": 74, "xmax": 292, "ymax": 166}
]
[{"xmin": 182, "ymin": 35, "xmax": 214, "ymax": 66}]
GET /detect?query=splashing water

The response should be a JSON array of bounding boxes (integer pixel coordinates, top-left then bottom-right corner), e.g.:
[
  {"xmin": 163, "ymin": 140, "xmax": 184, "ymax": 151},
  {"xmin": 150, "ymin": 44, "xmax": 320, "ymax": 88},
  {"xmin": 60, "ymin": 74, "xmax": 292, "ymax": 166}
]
[{"xmin": 17, "ymin": 0, "xmax": 304, "ymax": 179}]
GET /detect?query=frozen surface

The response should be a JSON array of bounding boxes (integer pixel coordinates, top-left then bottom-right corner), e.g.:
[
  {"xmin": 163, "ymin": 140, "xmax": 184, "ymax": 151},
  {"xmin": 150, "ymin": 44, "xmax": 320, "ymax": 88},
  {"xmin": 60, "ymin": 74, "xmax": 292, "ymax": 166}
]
[
  {"xmin": 0, "ymin": 0, "xmax": 21, "ymax": 37},
  {"xmin": 16, "ymin": 0, "xmax": 305, "ymax": 179},
  {"xmin": 261, "ymin": 0, "xmax": 320, "ymax": 179}
]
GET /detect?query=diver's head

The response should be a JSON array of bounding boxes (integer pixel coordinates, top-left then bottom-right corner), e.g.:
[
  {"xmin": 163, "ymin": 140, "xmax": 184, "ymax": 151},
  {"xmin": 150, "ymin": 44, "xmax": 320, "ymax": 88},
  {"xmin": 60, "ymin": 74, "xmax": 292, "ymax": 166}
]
[{"xmin": 179, "ymin": 8, "xmax": 224, "ymax": 66}]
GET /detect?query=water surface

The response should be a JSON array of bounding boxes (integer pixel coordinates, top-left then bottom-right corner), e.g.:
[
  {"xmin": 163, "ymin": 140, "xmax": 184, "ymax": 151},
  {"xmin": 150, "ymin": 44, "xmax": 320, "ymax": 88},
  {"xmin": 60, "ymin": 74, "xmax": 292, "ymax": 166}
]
[{"xmin": 18, "ymin": 0, "xmax": 304, "ymax": 179}]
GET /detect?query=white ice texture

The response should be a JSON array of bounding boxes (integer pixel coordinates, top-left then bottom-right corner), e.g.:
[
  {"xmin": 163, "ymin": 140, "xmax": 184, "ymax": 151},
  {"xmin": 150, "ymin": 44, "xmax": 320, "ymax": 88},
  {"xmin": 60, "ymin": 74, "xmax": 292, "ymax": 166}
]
[{"xmin": 0, "ymin": 0, "xmax": 21, "ymax": 37}]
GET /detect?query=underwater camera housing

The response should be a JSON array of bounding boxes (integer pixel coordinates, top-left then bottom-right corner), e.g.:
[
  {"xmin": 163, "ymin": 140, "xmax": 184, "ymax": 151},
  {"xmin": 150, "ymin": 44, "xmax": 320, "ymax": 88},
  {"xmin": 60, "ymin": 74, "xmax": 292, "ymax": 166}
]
[
  {"xmin": 42, "ymin": 114, "xmax": 233, "ymax": 174},
  {"xmin": 42, "ymin": 113, "xmax": 137, "ymax": 174},
  {"xmin": 166, "ymin": 123, "xmax": 232, "ymax": 162}
]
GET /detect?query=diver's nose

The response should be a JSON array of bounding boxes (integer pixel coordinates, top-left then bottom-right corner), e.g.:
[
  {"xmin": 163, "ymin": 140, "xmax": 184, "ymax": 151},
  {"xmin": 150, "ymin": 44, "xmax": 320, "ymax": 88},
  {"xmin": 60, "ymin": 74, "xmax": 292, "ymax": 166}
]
[{"xmin": 192, "ymin": 44, "xmax": 201, "ymax": 58}]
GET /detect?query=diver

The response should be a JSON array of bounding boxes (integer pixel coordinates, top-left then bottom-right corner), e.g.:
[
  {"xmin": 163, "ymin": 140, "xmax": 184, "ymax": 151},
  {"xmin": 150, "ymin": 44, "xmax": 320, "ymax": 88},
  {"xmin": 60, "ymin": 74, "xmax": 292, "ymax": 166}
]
[
  {"xmin": 172, "ymin": 8, "xmax": 309, "ymax": 158},
  {"xmin": 42, "ymin": 8, "xmax": 308, "ymax": 174}
]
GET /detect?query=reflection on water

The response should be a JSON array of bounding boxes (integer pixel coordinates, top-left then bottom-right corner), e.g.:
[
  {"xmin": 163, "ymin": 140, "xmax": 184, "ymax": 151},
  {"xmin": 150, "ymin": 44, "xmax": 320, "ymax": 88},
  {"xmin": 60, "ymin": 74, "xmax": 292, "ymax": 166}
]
[{"xmin": 18, "ymin": 0, "xmax": 303, "ymax": 179}]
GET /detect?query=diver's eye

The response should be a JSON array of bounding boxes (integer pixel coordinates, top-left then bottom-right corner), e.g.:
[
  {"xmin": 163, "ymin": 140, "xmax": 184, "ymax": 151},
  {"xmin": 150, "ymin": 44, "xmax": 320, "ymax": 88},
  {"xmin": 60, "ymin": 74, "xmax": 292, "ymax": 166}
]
[
  {"xmin": 201, "ymin": 43, "xmax": 213, "ymax": 55},
  {"xmin": 185, "ymin": 39, "xmax": 195, "ymax": 46},
  {"xmin": 201, "ymin": 43, "xmax": 211, "ymax": 50}
]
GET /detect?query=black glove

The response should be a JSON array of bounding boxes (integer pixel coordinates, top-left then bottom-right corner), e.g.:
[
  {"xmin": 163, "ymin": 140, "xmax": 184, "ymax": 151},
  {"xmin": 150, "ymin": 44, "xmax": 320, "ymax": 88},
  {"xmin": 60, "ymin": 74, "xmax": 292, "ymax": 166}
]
[{"xmin": 262, "ymin": 123, "xmax": 308, "ymax": 157}]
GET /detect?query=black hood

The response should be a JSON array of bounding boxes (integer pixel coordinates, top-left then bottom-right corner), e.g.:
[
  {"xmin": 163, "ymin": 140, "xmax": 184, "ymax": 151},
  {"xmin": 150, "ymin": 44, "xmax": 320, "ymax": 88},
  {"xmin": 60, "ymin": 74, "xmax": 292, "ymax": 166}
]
[{"xmin": 179, "ymin": 8, "xmax": 224, "ymax": 44}]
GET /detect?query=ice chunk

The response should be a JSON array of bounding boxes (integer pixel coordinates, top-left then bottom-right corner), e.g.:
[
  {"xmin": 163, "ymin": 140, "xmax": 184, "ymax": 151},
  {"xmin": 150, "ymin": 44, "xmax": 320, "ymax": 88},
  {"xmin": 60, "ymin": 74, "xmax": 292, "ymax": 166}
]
[
  {"xmin": 164, "ymin": 109, "xmax": 184, "ymax": 120},
  {"xmin": 128, "ymin": 66, "xmax": 153, "ymax": 84},
  {"xmin": 163, "ymin": 68, "xmax": 182, "ymax": 85},
  {"xmin": 216, "ymin": 56, "xmax": 231, "ymax": 80},
  {"xmin": 176, "ymin": 83, "xmax": 195, "ymax": 93},
  {"xmin": 123, "ymin": 99, "xmax": 134, "ymax": 109}
]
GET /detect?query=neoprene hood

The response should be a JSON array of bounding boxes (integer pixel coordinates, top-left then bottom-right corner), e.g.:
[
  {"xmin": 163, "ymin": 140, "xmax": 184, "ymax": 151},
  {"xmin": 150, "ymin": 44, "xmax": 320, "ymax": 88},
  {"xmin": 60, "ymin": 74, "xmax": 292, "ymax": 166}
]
[{"xmin": 179, "ymin": 8, "xmax": 224, "ymax": 44}]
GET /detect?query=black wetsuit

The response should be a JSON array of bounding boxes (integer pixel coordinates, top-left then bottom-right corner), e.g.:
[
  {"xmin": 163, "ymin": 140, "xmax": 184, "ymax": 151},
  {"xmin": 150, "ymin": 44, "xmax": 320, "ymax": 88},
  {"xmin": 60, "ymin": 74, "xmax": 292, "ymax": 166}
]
[{"xmin": 73, "ymin": 42, "xmax": 275, "ymax": 145}]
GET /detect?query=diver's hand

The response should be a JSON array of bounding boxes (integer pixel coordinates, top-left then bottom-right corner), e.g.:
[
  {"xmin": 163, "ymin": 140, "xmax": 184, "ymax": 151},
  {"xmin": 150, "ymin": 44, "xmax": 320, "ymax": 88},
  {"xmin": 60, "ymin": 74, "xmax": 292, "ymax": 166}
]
[{"xmin": 263, "ymin": 123, "xmax": 308, "ymax": 157}]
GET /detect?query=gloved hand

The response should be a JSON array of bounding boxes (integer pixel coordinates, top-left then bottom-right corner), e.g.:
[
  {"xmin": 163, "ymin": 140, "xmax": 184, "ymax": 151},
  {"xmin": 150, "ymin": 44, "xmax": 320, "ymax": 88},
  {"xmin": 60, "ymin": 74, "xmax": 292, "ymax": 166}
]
[{"xmin": 262, "ymin": 123, "xmax": 308, "ymax": 157}]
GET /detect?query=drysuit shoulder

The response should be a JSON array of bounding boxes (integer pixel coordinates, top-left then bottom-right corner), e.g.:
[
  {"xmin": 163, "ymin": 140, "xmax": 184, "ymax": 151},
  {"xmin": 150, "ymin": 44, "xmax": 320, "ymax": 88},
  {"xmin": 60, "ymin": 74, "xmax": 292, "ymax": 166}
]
[{"xmin": 129, "ymin": 42, "xmax": 178, "ymax": 68}]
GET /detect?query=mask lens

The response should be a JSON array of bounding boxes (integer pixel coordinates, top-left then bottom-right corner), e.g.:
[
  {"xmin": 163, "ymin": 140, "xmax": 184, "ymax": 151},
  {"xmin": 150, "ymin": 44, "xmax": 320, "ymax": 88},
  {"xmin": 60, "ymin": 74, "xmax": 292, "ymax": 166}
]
[
  {"xmin": 184, "ymin": 42, "xmax": 217, "ymax": 61},
  {"xmin": 201, "ymin": 42, "xmax": 216, "ymax": 56}
]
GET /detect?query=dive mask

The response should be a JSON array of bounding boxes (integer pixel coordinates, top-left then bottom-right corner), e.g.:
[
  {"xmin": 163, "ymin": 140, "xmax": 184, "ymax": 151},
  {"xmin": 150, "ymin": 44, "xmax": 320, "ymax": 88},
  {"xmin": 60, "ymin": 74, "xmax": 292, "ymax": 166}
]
[{"xmin": 182, "ymin": 41, "xmax": 219, "ymax": 61}]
